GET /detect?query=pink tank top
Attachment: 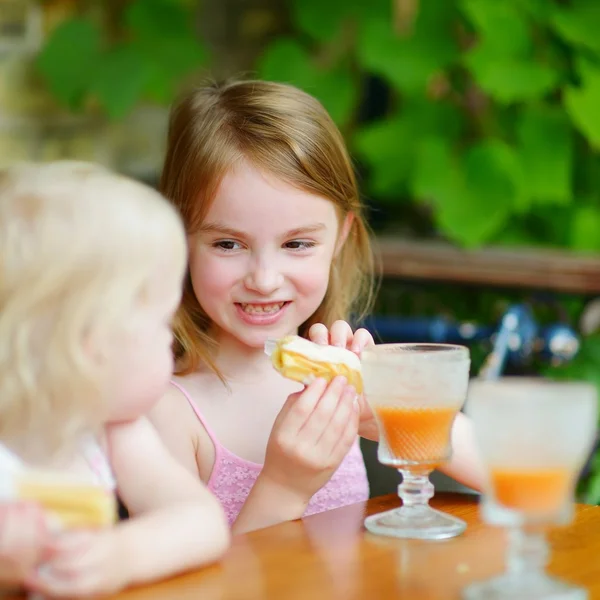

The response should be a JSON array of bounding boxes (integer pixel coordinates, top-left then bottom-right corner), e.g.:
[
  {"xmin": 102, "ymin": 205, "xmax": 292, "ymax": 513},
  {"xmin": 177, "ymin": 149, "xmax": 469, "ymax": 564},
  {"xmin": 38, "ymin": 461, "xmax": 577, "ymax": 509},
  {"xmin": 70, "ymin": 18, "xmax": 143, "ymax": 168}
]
[{"xmin": 171, "ymin": 381, "xmax": 369, "ymax": 524}]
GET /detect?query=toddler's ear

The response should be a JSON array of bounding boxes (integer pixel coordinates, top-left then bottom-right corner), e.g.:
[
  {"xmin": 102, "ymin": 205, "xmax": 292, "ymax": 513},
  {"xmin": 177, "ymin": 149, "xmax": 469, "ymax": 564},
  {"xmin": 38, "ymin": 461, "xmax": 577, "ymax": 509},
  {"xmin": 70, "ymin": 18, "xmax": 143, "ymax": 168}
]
[
  {"xmin": 83, "ymin": 322, "xmax": 111, "ymax": 367},
  {"xmin": 335, "ymin": 212, "xmax": 354, "ymax": 257}
]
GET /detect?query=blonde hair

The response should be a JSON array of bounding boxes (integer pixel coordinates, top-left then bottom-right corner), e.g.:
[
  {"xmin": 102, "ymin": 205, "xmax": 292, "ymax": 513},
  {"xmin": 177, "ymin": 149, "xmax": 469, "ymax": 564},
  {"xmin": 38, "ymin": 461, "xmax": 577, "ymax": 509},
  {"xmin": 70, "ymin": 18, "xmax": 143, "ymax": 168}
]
[
  {"xmin": 0, "ymin": 161, "xmax": 186, "ymax": 462},
  {"xmin": 160, "ymin": 79, "xmax": 375, "ymax": 377}
]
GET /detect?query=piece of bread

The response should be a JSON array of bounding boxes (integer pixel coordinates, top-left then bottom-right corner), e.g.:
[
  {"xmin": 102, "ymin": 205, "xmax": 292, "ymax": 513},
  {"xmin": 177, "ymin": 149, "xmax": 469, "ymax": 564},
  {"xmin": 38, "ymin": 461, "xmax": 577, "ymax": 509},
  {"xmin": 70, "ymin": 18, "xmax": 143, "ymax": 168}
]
[
  {"xmin": 3, "ymin": 470, "xmax": 116, "ymax": 529},
  {"xmin": 268, "ymin": 335, "xmax": 363, "ymax": 393}
]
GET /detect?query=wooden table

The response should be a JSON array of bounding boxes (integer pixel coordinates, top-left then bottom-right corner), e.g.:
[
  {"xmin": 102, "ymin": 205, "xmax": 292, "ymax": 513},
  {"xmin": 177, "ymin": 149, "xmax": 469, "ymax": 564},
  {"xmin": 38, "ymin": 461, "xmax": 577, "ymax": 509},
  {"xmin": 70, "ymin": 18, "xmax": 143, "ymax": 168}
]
[
  {"xmin": 113, "ymin": 493, "xmax": 600, "ymax": 600},
  {"xmin": 8, "ymin": 493, "xmax": 600, "ymax": 599}
]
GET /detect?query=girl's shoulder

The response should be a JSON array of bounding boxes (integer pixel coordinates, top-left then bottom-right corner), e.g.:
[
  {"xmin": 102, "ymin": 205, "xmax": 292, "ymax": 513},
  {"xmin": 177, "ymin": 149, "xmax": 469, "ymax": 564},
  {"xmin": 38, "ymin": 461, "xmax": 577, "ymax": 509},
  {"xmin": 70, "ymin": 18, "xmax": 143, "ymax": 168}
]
[{"xmin": 149, "ymin": 379, "xmax": 198, "ymax": 430}]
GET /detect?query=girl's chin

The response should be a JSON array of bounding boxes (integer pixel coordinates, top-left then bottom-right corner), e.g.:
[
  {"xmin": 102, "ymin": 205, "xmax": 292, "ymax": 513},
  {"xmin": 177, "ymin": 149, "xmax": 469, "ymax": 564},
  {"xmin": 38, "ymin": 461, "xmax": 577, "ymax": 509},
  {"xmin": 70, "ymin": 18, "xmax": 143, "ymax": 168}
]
[{"xmin": 236, "ymin": 328, "xmax": 299, "ymax": 350}]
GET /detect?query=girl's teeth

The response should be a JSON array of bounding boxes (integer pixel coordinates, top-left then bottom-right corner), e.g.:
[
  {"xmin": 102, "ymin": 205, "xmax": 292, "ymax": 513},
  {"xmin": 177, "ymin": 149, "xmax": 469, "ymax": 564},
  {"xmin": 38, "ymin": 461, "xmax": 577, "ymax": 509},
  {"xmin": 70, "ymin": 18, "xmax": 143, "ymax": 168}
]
[{"xmin": 241, "ymin": 303, "xmax": 283, "ymax": 315}]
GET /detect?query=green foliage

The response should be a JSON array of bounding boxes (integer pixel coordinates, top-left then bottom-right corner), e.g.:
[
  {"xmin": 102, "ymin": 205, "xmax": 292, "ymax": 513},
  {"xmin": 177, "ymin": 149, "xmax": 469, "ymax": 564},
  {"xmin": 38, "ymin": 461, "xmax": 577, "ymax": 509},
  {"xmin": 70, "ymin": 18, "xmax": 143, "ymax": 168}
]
[
  {"xmin": 35, "ymin": 0, "xmax": 600, "ymax": 495},
  {"xmin": 254, "ymin": 0, "xmax": 600, "ymax": 253},
  {"xmin": 36, "ymin": 0, "xmax": 206, "ymax": 118},
  {"xmin": 253, "ymin": 0, "xmax": 600, "ymax": 499}
]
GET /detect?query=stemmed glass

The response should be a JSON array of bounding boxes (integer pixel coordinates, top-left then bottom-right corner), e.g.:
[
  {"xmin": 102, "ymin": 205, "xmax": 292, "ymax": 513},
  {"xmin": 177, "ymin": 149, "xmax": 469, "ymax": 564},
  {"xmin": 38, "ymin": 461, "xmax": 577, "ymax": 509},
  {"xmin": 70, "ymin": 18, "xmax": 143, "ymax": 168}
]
[
  {"xmin": 464, "ymin": 377, "xmax": 597, "ymax": 600},
  {"xmin": 361, "ymin": 343, "xmax": 471, "ymax": 540}
]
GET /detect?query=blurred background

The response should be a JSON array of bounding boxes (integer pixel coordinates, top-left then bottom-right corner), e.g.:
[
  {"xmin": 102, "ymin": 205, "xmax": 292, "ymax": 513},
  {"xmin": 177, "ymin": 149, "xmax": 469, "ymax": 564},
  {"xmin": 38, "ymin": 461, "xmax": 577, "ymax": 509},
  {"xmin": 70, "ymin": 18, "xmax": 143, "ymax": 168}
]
[{"xmin": 2, "ymin": 0, "xmax": 599, "ymax": 498}]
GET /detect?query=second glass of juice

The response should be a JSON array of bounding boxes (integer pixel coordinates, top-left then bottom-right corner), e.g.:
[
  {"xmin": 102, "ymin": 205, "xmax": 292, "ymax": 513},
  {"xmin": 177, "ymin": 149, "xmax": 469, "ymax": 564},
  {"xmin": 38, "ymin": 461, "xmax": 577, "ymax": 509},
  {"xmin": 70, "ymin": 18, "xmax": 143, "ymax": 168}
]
[{"xmin": 463, "ymin": 377, "xmax": 597, "ymax": 600}]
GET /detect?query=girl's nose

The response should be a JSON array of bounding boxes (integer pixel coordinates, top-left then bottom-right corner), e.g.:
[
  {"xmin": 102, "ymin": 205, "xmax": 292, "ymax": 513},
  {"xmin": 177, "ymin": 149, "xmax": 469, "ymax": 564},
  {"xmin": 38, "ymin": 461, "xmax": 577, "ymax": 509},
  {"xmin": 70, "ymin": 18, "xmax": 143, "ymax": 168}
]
[{"xmin": 244, "ymin": 262, "xmax": 284, "ymax": 295}]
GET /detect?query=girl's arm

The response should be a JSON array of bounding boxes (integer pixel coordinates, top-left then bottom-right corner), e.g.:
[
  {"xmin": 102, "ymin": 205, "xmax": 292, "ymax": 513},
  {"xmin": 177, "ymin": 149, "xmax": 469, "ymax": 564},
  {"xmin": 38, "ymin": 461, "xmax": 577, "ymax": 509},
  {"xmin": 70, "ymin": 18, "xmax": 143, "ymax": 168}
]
[
  {"xmin": 233, "ymin": 377, "xmax": 359, "ymax": 534},
  {"xmin": 27, "ymin": 418, "xmax": 229, "ymax": 598},
  {"xmin": 437, "ymin": 412, "xmax": 485, "ymax": 492}
]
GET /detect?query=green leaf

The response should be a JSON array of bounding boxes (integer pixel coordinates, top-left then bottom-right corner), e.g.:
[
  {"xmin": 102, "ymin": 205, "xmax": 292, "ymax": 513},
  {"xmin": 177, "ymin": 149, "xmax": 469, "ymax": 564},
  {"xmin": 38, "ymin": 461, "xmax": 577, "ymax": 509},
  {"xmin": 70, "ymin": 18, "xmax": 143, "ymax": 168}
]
[
  {"xmin": 460, "ymin": 0, "xmax": 531, "ymax": 58},
  {"xmin": 516, "ymin": 108, "xmax": 573, "ymax": 206},
  {"xmin": 290, "ymin": 0, "xmax": 347, "ymax": 41},
  {"xmin": 127, "ymin": 0, "xmax": 207, "ymax": 83},
  {"xmin": 570, "ymin": 206, "xmax": 600, "ymax": 252},
  {"xmin": 460, "ymin": 0, "xmax": 559, "ymax": 103},
  {"xmin": 354, "ymin": 118, "xmax": 415, "ymax": 197},
  {"xmin": 357, "ymin": 4, "xmax": 458, "ymax": 94},
  {"xmin": 257, "ymin": 38, "xmax": 357, "ymax": 126},
  {"xmin": 291, "ymin": 0, "xmax": 391, "ymax": 40},
  {"xmin": 355, "ymin": 100, "xmax": 464, "ymax": 198},
  {"xmin": 564, "ymin": 59, "xmax": 600, "ymax": 149},
  {"xmin": 550, "ymin": 0, "xmax": 600, "ymax": 55},
  {"xmin": 90, "ymin": 46, "xmax": 149, "ymax": 119},
  {"xmin": 309, "ymin": 69, "xmax": 356, "ymax": 127},
  {"xmin": 36, "ymin": 18, "xmax": 102, "ymax": 108},
  {"xmin": 259, "ymin": 38, "xmax": 314, "ymax": 84},
  {"xmin": 421, "ymin": 140, "xmax": 518, "ymax": 247},
  {"xmin": 465, "ymin": 52, "xmax": 558, "ymax": 103},
  {"xmin": 583, "ymin": 472, "xmax": 600, "ymax": 505},
  {"xmin": 513, "ymin": 0, "xmax": 553, "ymax": 22},
  {"xmin": 411, "ymin": 137, "xmax": 462, "ymax": 200},
  {"xmin": 125, "ymin": 0, "xmax": 192, "ymax": 39},
  {"xmin": 149, "ymin": 35, "xmax": 207, "ymax": 79}
]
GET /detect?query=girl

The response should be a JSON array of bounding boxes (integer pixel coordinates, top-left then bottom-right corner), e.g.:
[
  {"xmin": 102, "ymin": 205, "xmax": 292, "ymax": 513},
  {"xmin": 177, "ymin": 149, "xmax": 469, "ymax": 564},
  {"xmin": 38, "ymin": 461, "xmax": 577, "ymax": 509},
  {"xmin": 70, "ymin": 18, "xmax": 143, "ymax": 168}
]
[
  {"xmin": 149, "ymin": 80, "xmax": 483, "ymax": 534},
  {"xmin": 0, "ymin": 162, "xmax": 230, "ymax": 597}
]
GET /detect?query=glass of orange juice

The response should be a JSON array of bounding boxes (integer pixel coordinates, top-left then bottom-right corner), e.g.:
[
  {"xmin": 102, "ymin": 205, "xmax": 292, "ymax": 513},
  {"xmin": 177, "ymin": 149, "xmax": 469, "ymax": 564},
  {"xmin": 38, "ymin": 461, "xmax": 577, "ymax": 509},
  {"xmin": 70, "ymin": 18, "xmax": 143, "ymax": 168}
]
[
  {"xmin": 361, "ymin": 343, "xmax": 471, "ymax": 540},
  {"xmin": 464, "ymin": 377, "xmax": 597, "ymax": 600}
]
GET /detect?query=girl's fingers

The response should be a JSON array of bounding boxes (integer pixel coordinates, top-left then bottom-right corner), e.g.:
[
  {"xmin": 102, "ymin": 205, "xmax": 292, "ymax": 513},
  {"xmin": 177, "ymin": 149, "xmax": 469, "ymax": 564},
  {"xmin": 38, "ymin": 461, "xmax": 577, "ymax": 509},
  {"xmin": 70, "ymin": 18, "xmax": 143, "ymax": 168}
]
[
  {"xmin": 330, "ymin": 397, "xmax": 360, "ymax": 462},
  {"xmin": 308, "ymin": 323, "xmax": 329, "ymax": 345},
  {"xmin": 315, "ymin": 385, "xmax": 357, "ymax": 449},
  {"xmin": 298, "ymin": 376, "xmax": 347, "ymax": 442},
  {"xmin": 329, "ymin": 320, "xmax": 354, "ymax": 348},
  {"xmin": 279, "ymin": 378, "xmax": 328, "ymax": 436},
  {"xmin": 317, "ymin": 385, "xmax": 356, "ymax": 446},
  {"xmin": 350, "ymin": 328, "xmax": 375, "ymax": 354}
]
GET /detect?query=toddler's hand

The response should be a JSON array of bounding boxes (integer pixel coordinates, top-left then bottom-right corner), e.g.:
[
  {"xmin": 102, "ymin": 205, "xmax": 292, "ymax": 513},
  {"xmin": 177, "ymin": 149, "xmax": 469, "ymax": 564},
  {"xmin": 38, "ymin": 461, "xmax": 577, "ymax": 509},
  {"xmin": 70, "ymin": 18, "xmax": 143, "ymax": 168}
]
[
  {"xmin": 0, "ymin": 502, "xmax": 50, "ymax": 584},
  {"xmin": 262, "ymin": 376, "xmax": 359, "ymax": 506},
  {"xmin": 309, "ymin": 321, "xmax": 379, "ymax": 441},
  {"xmin": 27, "ymin": 528, "xmax": 127, "ymax": 598}
]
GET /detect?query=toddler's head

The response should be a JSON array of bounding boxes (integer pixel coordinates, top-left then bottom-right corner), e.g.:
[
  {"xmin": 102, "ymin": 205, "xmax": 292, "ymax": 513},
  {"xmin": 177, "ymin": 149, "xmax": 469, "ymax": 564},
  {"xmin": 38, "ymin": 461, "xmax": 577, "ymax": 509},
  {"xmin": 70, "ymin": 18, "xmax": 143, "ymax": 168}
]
[
  {"xmin": 160, "ymin": 80, "xmax": 375, "ymax": 376},
  {"xmin": 0, "ymin": 161, "xmax": 186, "ymax": 462}
]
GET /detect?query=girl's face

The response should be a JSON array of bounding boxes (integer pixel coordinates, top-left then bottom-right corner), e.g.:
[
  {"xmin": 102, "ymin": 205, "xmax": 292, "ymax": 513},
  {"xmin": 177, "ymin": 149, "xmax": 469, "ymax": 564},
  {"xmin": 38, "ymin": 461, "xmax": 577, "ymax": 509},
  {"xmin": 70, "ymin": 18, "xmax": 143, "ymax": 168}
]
[{"xmin": 188, "ymin": 161, "xmax": 346, "ymax": 351}]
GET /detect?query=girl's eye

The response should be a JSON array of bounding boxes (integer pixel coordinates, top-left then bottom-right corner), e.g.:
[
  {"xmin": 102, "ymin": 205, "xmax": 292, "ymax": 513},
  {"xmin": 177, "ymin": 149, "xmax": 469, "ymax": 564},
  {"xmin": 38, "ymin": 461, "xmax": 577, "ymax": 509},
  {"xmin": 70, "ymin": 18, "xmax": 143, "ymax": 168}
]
[
  {"xmin": 213, "ymin": 240, "xmax": 242, "ymax": 251},
  {"xmin": 284, "ymin": 240, "xmax": 316, "ymax": 250}
]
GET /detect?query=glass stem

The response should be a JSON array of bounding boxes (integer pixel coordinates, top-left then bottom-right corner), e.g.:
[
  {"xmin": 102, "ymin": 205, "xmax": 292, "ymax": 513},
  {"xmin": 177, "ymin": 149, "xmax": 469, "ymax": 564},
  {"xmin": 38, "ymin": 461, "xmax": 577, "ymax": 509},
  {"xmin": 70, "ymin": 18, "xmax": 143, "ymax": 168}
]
[
  {"xmin": 397, "ymin": 468, "xmax": 434, "ymax": 511},
  {"xmin": 506, "ymin": 526, "xmax": 549, "ymax": 578}
]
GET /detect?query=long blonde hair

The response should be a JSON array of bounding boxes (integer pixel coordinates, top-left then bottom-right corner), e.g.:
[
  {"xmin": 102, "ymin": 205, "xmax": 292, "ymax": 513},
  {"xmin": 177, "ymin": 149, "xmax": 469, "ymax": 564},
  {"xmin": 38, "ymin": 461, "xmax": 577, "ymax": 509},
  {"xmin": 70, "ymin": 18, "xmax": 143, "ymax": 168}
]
[
  {"xmin": 160, "ymin": 79, "xmax": 375, "ymax": 377},
  {"xmin": 0, "ymin": 161, "xmax": 186, "ymax": 462}
]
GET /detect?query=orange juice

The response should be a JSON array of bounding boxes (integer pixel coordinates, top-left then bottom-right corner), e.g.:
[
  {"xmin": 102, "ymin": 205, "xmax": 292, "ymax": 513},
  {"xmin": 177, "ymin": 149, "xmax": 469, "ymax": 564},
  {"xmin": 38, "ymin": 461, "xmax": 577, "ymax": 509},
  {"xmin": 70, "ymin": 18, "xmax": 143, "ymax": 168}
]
[
  {"xmin": 375, "ymin": 405, "xmax": 459, "ymax": 462},
  {"xmin": 490, "ymin": 467, "xmax": 573, "ymax": 513}
]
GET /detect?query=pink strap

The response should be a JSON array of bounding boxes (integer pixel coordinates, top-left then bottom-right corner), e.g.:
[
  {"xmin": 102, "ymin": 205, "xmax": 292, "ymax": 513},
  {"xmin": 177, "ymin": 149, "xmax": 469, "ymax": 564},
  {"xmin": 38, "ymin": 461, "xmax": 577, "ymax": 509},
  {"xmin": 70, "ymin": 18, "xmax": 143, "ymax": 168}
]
[{"xmin": 169, "ymin": 380, "xmax": 223, "ymax": 482}]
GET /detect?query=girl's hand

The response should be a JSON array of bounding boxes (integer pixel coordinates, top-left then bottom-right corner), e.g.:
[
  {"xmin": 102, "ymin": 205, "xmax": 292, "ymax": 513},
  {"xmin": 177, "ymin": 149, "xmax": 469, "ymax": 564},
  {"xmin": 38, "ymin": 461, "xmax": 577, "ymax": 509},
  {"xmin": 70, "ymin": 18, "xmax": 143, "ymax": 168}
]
[
  {"xmin": 0, "ymin": 502, "xmax": 50, "ymax": 584},
  {"xmin": 27, "ymin": 528, "xmax": 127, "ymax": 598},
  {"xmin": 261, "ymin": 376, "xmax": 359, "ymax": 507},
  {"xmin": 308, "ymin": 321, "xmax": 379, "ymax": 441},
  {"xmin": 308, "ymin": 320, "xmax": 374, "ymax": 354}
]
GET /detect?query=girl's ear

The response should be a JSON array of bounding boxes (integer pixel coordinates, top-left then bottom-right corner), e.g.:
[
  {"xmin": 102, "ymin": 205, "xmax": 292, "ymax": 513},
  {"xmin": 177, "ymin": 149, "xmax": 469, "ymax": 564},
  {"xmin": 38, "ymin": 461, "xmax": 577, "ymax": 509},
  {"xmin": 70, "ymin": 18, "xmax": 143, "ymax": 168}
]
[{"xmin": 335, "ymin": 212, "xmax": 354, "ymax": 257}]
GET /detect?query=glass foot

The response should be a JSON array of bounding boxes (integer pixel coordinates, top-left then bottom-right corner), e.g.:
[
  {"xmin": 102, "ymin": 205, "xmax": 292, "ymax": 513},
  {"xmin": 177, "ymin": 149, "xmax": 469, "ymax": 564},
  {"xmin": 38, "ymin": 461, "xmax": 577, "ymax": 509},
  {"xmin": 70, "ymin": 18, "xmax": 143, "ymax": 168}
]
[
  {"xmin": 462, "ymin": 573, "xmax": 587, "ymax": 600},
  {"xmin": 364, "ymin": 505, "xmax": 467, "ymax": 540}
]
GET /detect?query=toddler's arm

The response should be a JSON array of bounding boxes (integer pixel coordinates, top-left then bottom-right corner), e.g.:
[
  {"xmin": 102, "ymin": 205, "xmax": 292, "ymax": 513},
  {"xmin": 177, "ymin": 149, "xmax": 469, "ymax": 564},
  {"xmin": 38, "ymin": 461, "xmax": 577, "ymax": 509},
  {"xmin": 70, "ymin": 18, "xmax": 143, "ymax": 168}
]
[
  {"xmin": 27, "ymin": 417, "xmax": 229, "ymax": 598},
  {"xmin": 108, "ymin": 417, "xmax": 230, "ymax": 584},
  {"xmin": 0, "ymin": 503, "xmax": 50, "ymax": 589}
]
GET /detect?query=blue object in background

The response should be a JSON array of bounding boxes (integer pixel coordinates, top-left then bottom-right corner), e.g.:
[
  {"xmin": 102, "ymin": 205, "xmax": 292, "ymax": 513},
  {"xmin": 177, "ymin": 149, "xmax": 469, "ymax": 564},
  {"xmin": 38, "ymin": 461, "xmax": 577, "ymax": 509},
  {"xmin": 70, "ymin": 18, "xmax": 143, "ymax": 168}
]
[{"xmin": 360, "ymin": 304, "xmax": 580, "ymax": 375}]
